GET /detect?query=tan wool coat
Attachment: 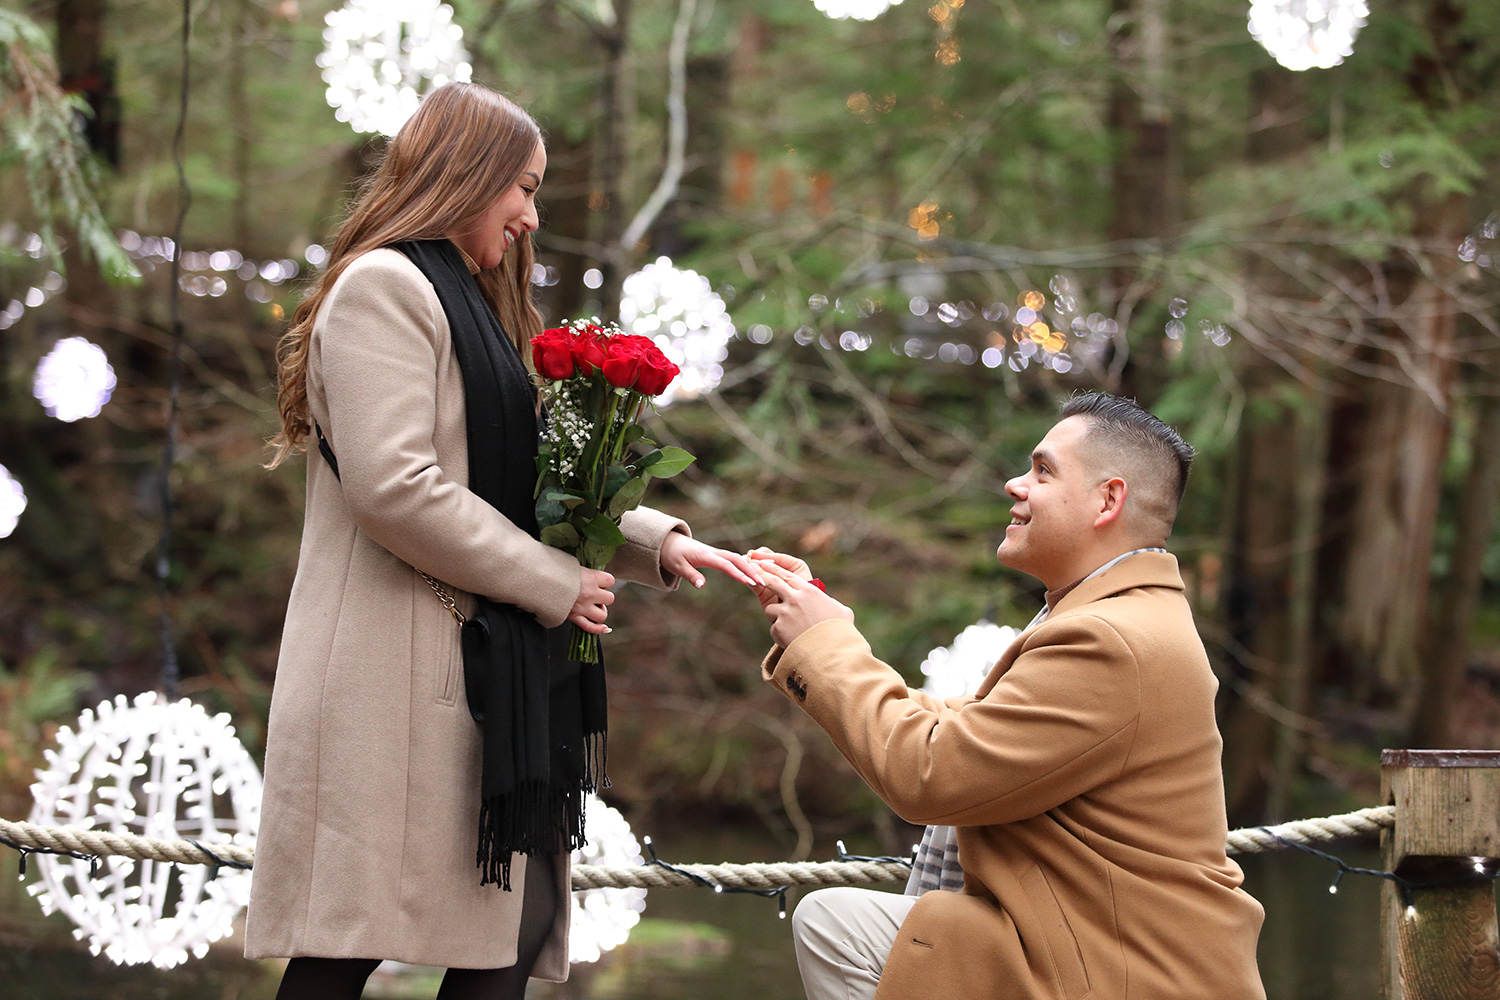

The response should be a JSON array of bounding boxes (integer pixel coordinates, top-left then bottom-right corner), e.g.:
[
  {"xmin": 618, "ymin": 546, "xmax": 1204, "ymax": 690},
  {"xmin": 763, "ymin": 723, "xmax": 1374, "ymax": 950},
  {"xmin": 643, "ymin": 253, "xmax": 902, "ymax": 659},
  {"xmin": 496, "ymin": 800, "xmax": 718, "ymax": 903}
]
[
  {"xmin": 763, "ymin": 551, "xmax": 1266, "ymax": 1000},
  {"xmin": 244, "ymin": 249, "xmax": 685, "ymax": 978}
]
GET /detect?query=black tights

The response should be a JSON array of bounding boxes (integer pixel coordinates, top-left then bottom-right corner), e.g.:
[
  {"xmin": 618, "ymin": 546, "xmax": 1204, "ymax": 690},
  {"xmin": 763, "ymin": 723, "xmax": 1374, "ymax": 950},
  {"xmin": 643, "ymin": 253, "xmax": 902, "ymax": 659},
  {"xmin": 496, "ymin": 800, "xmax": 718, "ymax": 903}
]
[{"xmin": 274, "ymin": 854, "xmax": 560, "ymax": 1000}]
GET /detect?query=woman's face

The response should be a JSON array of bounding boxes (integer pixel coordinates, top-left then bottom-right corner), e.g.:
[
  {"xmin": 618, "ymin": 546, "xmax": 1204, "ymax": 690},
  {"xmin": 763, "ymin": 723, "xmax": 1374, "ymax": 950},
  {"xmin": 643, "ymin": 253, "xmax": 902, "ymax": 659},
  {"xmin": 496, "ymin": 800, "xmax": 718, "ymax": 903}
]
[{"xmin": 449, "ymin": 142, "xmax": 547, "ymax": 270}]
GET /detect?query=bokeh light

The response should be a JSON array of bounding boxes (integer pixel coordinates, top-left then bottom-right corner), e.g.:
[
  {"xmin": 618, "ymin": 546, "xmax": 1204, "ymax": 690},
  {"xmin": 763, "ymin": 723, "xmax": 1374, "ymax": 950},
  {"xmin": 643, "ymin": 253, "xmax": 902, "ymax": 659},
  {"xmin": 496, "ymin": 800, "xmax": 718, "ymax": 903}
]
[
  {"xmin": 568, "ymin": 794, "xmax": 647, "ymax": 963},
  {"xmin": 1248, "ymin": 0, "xmax": 1368, "ymax": 71},
  {"xmin": 812, "ymin": 0, "xmax": 903, "ymax": 20},
  {"xmin": 0, "ymin": 465, "xmax": 26, "ymax": 538},
  {"xmin": 920, "ymin": 621, "xmax": 1021, "ymax": 699},
  {"xmin": 317, "ymin": 0, "xmax": 472, "ymax": 136},
  {"xmin": 619, "ymin": 256, "xmax": 733, "ymax": 406},
  {"xmin": 33, "ymin": 337, "xmax": 117, "ymax": 421}
]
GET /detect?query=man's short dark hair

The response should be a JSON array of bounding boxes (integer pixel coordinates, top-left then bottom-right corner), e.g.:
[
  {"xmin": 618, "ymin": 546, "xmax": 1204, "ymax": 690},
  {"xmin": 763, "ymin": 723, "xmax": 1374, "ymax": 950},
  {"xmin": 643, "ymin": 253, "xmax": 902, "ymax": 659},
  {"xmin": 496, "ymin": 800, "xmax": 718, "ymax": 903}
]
[{"xmin": 1061, "ymin": 392, "xmax": 1195, "ymax": 515}]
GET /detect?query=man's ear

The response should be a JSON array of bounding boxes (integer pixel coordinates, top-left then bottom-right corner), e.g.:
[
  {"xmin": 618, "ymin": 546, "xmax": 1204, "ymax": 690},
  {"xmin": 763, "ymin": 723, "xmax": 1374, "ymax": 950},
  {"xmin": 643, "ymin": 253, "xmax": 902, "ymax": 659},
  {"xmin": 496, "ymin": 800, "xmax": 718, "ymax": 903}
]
[{"xmin": 1095, "ymin": 477, "xmax": 1127, "ymax": 529}]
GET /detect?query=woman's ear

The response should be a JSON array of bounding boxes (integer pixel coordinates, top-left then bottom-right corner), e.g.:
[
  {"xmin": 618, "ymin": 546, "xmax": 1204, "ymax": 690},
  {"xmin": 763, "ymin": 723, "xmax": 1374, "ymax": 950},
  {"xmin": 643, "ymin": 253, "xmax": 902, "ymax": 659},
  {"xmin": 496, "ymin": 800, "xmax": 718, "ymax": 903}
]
[{"xmin": 1095, "ymin": 477, "xmax": 1128, "ymax": 529}]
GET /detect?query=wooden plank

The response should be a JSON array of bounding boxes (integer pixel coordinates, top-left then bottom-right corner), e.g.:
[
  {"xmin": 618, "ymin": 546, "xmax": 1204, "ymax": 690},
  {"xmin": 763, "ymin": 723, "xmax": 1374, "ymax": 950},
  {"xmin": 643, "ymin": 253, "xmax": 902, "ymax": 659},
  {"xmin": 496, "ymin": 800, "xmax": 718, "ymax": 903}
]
[{"xmin": 1381, "ymin": 750, "xmax": 1500, "ymax": 1000}]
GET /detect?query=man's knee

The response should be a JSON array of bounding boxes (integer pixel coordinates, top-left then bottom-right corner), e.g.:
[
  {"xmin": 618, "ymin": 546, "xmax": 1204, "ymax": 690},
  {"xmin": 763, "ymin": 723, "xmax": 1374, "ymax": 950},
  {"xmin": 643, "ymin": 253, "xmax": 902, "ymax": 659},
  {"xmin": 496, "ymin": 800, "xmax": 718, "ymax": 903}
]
[{"xmin": 793, "ymin": 887, "xmax": 863, "ymax": 944}]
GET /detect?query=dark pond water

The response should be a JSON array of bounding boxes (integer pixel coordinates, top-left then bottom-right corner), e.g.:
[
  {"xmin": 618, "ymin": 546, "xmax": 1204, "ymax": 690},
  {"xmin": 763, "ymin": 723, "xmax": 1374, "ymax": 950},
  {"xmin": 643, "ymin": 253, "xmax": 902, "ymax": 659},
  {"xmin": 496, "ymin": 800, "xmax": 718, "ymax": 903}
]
[{"xmin": 0, "ymin": 825, "xmax": 1392, "ymax": 999}]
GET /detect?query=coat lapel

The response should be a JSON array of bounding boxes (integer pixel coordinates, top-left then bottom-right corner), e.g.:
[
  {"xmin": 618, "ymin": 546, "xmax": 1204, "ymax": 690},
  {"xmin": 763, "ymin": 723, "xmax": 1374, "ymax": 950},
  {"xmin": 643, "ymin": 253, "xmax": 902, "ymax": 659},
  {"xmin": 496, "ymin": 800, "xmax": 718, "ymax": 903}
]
[{"xmin": 973, "ymin": 551, "xmax": 1186, "ymax": 697}]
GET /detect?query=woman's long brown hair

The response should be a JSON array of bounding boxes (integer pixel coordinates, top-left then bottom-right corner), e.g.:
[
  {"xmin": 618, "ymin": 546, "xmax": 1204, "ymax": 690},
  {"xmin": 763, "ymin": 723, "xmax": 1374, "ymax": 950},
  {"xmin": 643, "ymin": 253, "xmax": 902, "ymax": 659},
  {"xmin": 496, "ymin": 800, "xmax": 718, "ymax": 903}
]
[{"xmin": 266, "ymin": 82, "xmax": 544, "ymax": 468}]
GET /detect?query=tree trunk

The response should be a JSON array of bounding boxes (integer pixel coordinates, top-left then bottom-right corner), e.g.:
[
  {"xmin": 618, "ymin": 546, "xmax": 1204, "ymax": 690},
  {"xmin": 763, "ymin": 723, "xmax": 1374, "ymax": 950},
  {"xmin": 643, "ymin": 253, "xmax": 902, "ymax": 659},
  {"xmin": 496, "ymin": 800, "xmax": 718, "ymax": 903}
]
[
  {"xmin": 1410, "ymin": 383, "xmax": 1500, "ymax": 747},
  {"xmin": 593, "ymin": 0, "xmax": 632, "ymax": 322}
]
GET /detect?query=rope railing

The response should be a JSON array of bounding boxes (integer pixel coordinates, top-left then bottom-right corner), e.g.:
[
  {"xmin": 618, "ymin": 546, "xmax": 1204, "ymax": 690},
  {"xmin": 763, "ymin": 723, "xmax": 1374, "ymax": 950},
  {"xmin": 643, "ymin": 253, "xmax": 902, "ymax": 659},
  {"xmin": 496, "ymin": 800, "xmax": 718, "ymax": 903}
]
[{"xmin": 0, "ymin": 805, "xmax": 1395, "ymax": 891}]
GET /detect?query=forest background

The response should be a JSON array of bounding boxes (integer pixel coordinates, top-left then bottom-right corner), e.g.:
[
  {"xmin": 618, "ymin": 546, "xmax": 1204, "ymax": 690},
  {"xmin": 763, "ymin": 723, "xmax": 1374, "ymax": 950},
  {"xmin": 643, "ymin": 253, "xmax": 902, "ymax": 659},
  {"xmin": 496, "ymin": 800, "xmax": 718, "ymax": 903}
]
[{"xmin": 1, "ymin": 0, "xmax": 1499, "ymax": 862}]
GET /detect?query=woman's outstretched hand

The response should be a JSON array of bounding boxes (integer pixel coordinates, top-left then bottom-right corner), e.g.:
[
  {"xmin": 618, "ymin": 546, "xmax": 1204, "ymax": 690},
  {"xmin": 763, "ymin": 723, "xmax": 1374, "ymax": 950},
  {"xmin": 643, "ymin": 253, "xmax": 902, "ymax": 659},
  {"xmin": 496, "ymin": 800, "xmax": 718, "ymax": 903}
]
[
  {"xmin": 570, "ymin": 566, "xmax": 616, "ymax": 635},
  {"xmin": 754, "ymin": 557, "xmax": 854, "ymax": 648},
  {"xmin": 660, "ymin": 532, "xmax": 765, "ymax": 589}
]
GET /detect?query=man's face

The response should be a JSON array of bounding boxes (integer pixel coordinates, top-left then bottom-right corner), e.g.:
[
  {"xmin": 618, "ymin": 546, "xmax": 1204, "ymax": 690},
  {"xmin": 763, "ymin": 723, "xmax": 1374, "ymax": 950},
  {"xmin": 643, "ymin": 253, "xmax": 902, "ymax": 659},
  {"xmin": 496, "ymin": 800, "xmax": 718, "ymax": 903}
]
[{"xmin": 997, "ymin": 416, "xmax": 1103, "ymax": 590}]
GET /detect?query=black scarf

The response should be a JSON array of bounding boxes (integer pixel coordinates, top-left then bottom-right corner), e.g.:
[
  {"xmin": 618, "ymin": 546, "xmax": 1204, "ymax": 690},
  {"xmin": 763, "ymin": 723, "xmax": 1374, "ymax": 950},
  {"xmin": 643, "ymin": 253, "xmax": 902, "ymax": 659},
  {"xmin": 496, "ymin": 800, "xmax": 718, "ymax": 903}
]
[{"xmin": 392, "ymin": 240, "xmax": 608, "ymax": 890}]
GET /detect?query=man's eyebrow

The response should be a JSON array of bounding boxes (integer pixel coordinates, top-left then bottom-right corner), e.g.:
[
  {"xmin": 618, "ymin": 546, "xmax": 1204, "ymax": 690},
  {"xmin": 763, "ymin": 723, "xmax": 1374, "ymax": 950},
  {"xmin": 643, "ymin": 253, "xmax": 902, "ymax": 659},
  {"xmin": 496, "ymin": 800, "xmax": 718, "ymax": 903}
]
[{"xmin": 1031, "ymin": 446, "xmax": 1059, "ymax": 468}]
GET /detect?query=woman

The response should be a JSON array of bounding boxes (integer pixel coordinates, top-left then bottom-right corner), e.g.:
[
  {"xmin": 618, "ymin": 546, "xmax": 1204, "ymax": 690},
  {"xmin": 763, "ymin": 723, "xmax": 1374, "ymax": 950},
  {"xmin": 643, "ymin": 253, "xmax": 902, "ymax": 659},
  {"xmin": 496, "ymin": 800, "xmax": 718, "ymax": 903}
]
[{"xmin": 247, "ymin": 82, "xmax": 759, "ymax": 999}]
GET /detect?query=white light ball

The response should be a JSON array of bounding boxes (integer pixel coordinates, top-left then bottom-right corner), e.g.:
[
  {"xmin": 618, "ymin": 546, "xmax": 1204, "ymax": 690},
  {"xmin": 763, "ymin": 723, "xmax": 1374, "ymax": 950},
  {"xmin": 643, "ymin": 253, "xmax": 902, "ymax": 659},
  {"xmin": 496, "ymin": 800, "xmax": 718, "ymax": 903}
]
[
  {"xmin": 919, "ymin": 621, "xmax": 1020, "ymax": 700},
  {"xmin": 0, "ymin": 464, "xmax": 25, "ymax": 538},
  {"xmin": 568, "ymin": 795, "xmax": 646, "ymax": 964},
  {"xmin": 33, "ymin": 337, "xmax": 117, "ymax": 421},
  {"xmin": 317, "ymin": 0, "xmax": 472, "ymax": 136},
  {"xmin": 27, "ymin": 693, "xmax": 263, "ymax": 969},
  {"xmin": 619, "ymin": 257, "xmax": 734, "ymax": 407}
]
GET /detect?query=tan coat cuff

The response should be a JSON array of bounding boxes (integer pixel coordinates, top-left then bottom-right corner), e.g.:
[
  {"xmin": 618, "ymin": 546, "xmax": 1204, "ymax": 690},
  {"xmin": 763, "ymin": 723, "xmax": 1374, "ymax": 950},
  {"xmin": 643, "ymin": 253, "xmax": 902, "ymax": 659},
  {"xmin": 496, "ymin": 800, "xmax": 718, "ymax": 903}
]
[{"xmin": 611, "ymin": 507, "xmax": 689, "ymax": 590}]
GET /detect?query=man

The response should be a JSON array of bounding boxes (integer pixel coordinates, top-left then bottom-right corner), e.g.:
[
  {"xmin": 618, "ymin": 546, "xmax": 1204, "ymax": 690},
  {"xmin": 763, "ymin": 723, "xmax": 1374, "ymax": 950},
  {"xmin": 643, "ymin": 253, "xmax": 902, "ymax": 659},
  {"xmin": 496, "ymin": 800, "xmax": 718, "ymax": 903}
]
[{"xmin": 753, "ymin": 392, "xmax": 1265, "ymax": 1000}]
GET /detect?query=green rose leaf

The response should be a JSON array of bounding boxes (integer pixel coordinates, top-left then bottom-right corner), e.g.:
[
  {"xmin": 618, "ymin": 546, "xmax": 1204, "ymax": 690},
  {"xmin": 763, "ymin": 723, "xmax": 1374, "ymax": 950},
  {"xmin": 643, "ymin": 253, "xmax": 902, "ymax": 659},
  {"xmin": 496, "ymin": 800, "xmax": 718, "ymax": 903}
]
[
  {"xmin": 580, "ymin": 539, "xmax": 617, "ymax": 568},
  {"xmin": 536, "ymin": 496, "xmax": 567, "ymax": 527},
  {"xmin": 540, "ymin": 523, "xmax": 581, "ymax": 549},
  {"xmin": 602, "ymin": 465, "xmax": 630, "ymax": 500},
  {"xmin": 642, "ymin": 446, "xmax": 695, "ymax": 480},
  {"xmin": 580, "ymin": 513, "xmax": 628, "ymax": 546},
  {"xmin": 607, "ymin": 476, "xmax": 647, "ymax": 518},
  {"xmin": 544, "ymin": 488, "xmax": 588, "ymax": 507}
]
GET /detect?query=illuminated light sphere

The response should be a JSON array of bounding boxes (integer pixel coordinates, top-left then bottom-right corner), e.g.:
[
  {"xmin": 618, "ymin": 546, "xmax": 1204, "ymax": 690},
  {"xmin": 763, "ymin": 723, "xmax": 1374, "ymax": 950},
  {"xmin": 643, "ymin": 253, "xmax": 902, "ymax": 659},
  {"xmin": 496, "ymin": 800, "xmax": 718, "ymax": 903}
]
[
  {"xmin": 32, "ymin": 336, "xmax": 117, "ymax": 421},
  {"xmin": 26, "ymin": 692, "xmax": 263, "ymax": 969},
  {"xmin": 619, "ymin": 256, "xmax": 734, "ymax": 407},
  {"xmin": 920, "ymin": 621, "xmax": 1021, "ymax": 700},
  {"xmin": 813, "ymin": 0, "xmax": 903, "ymax": 19},
  {"xmin": 317, "ymin": 0, "xmax": 473, "ymax": 136},
  {"xmin": 1248, "ymin": 0, "xmax": 1368, "ymax": 71},
  {"xmin": 568, "ymin": 794, "xmax": 646, "ymax": 964},
  {"xmin": 0, "ymin": 464, "xmax": 26, "ymax": 538}
]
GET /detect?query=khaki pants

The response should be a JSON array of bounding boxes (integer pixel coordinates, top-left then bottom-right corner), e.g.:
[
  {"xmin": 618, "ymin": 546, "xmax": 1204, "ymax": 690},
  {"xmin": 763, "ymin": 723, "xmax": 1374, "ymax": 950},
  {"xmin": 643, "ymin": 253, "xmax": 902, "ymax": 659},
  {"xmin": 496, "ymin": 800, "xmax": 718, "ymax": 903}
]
[{"xmin": 791, "ymin": 887, "xmax": 919, "ymax": 1000}]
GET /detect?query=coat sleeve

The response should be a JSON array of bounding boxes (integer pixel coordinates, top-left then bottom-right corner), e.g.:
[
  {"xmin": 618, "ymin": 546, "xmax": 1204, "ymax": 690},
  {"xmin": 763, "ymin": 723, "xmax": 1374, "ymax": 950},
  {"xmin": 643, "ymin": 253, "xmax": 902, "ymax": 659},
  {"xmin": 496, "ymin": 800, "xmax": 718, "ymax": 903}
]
[
  {"xmin": 762, "ymin": 614, "xmax": 1142, "ymax": 826},
  {"xmin": 311, "ymin": 252, "xmax": 582, "ymax": 627}
]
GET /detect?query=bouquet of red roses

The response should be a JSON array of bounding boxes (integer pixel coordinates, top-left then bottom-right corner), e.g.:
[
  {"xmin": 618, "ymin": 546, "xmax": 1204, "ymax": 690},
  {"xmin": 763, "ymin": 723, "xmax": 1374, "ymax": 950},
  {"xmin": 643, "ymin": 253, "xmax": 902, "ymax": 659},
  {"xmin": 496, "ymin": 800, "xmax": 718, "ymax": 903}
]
[{"xmin": 532, "ymin": 319, "xmax": 694, "ymax": 662}]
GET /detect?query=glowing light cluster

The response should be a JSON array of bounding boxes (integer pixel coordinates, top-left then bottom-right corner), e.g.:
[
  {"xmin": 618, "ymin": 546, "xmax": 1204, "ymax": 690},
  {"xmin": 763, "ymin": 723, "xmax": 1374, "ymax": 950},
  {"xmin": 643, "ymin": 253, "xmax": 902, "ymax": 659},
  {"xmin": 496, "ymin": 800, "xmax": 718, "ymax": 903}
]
[
  {"xmin": 0, "ymin": 464, "xmax": 26, "ymax": 539},
  {"xmin": 619, "ymin": 256, "xmax": 733, "ymax": 406},
  {"xmin": 920, "ymin": 621, "xmax": 1020, "ymax": 700},
  {"xmin": 812, "ymin": 0, "xmax": 903, "ymax": 20},
  {"xmin": 568, "ymin": 794, "xmax": 646, "ymax": 964},
  {"xmin": 317, "ymin": 0, "xmax": 472, "ymax": 136},
  {"xmin": 32, "ymin": 337, "xmax": 117, "ymax": 421},
  {"xmin": 1248, "ymin": 0, "xmax": 1368, "ymax": 71},
  {"xmin": 26, "ymin": 692, "xmax": 263, "ymax": 969}
]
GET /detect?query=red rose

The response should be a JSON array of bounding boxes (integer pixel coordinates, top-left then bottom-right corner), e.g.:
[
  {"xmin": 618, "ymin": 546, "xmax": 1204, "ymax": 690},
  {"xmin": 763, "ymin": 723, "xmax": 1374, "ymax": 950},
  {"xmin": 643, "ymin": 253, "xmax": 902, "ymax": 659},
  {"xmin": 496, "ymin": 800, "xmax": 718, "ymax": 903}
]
[
  {"xmin": 571, "ymin": 325, "xmax": 609, "ymax": 376},
  {"xmin": 601, "ymin": 334, "xmax": 655, "ymax": 390},
  {"xmin": 532, "ymin": 328, "xmax": 576, "ymax": 380},
  {"xmin": 633, "ymin": 342, "xmax": 681, "ymax": 396}
]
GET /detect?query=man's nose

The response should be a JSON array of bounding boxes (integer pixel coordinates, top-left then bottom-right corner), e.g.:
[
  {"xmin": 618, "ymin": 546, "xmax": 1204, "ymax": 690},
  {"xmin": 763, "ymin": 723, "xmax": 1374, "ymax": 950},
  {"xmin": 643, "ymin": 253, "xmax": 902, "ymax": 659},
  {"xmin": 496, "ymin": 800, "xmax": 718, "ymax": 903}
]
[{"xmin": 1005, "ymin": 477, "xmax": 1026, "ymax": 500}]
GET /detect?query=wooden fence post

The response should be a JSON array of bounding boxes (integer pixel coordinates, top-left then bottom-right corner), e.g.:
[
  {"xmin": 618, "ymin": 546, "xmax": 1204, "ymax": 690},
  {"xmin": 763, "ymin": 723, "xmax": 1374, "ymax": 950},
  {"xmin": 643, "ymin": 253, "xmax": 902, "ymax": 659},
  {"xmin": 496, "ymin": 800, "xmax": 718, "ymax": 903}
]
[{"xmin": 1380, "ymin": 749, "xmax": 1500, "ymax": 1000}]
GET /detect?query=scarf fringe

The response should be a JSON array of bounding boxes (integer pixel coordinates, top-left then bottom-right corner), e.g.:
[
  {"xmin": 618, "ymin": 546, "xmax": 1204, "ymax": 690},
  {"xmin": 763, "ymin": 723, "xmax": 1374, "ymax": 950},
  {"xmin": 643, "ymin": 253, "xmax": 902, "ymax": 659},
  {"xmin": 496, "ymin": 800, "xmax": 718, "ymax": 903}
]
[{"xmin": 476, "ymin": 735, "xmax": 609, "ymax": 890}]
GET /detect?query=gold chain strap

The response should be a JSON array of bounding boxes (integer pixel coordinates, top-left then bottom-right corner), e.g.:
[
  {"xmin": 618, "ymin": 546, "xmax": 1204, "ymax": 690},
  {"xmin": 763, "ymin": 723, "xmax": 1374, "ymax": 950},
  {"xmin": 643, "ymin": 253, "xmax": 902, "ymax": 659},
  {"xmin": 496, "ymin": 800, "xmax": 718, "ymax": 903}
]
[{"xmin": 420, "ymin": 572, "xmax": 467, "ymax": 626}]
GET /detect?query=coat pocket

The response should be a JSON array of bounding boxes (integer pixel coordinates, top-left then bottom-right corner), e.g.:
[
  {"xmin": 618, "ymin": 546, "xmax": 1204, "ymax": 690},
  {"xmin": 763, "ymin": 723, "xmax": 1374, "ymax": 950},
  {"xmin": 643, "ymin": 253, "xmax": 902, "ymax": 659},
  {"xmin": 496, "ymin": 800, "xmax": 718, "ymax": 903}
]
[
  {"xmin": 416, "ymin": 578, "xmax": 463, "ymax": 707},
  {"xmin": 1019, "ymin": 863, "xmax": 1091, "ymax": 999}
]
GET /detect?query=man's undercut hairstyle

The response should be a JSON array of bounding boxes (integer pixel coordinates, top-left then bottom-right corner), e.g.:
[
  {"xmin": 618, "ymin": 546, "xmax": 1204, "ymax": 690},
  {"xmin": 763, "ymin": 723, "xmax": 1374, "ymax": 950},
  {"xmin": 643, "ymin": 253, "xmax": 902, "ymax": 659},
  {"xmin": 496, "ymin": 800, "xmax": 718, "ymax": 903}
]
[{"xmin": 1060, "ymin": 392, "xmax": 1195, "ymax": 528}]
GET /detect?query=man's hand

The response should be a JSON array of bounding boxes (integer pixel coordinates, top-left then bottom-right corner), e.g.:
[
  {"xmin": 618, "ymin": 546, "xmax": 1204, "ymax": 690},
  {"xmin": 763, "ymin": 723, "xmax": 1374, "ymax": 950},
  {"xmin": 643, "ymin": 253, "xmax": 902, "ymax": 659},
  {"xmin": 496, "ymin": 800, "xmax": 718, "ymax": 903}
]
[
  {"xmin": 660, "ymin": 532, "xmax": 765, "ymax": 589},
  {"xmin": 747, "ymin": 547, "xmax": 812, "ymax": 611},
  {"xmin": 758, "ymin": 561, "xmax": 854, "ymax": 648}
]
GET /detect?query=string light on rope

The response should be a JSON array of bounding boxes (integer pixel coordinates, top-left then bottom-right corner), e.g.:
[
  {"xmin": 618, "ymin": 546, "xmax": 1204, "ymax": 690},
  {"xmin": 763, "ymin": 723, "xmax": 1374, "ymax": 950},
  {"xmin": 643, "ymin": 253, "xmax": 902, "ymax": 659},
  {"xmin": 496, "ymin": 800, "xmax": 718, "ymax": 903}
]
[
  {"xmin": 25, "ymin": 693, "xmax": 263, "ymax": 968},
  {"xmin": 1248, "ymin": 0, "xmax": 1368, "ymax": 71},
  {"xmin": 568, "ymin": 795, "xmax": 646, "ymax": 964},
  {"xmin": 0, "ymin": 464, "xmax": 26, "ymax": 539},
  {"xmin": 32, "ymin": 337, "xmax": 118, "ymax": 421},
  {"xmin": 920, "ymin": 620, "xmax": 1020, "ymax": 699},
  {"xmin": 619, "ymin": 256, "xmax": 734, "ymax": 406},
  {"xmin": 812, "ymin": 0, "xmax": 904, "ymax": 20},
  {"xmin": 317, "ymin": 0, "xmax": 472, "ymax": 136}
]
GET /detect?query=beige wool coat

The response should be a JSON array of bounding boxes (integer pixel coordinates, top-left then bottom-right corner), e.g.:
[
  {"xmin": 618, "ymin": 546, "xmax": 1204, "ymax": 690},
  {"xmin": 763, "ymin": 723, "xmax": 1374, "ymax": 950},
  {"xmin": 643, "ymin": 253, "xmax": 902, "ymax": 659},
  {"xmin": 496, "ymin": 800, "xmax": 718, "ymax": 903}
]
[
  {"xmin": 244, "ymin": 249, "xmax": 685, "ymax": 978},
  {"xmin": 763, "ymin": 551, "xmax": 1265, "ymax": 1000}
]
